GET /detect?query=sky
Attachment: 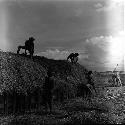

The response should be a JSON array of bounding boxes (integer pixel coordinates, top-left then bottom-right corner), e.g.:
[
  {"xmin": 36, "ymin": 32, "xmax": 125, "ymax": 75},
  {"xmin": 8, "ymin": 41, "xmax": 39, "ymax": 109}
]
[{"xmin": 0, "ymin": 0, "xmax": 124, "ymax": 71}]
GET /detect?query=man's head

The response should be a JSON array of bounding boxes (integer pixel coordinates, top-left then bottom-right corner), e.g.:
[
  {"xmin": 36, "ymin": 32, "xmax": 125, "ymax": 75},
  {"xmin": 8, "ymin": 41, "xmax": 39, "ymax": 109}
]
[
  {"xmin": 75, "ymin": 53, "xmax": 79, "ymax": 57},
  {"xmin": 88, "ymin": 71, "xmax": 93, "ymax": 75},
  {"xmin": 29, "ymin": 37, "xmax": 35, "ymax": 41}
]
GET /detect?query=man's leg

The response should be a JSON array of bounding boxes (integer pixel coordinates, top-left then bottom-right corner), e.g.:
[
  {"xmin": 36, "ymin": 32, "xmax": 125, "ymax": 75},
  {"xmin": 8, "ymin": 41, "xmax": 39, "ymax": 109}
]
[
  {"xmin": 117, "ymin": 78, "xmax": 122, "ymax": 87},
  {"xmin": 92, "ymin": 85, "xmax": 97, "ymax": 94},
  {"xmin": 48, "ymin": 97, "xmax": 52, "ymax": 113},
  {"xmin": 42, "ymin": 94, "xmax": 48, "ymax": 112}
]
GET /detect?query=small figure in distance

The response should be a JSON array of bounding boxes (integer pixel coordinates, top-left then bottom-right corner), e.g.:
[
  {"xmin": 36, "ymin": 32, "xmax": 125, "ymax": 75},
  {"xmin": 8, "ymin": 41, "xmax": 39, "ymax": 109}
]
[
  {"xmin": 67, "ymin": 53, "xmax": 79, "ymax": 64},
  {"xmin": 112, "ymin": 71, "xmax": 122, "ymax": 87},
  {"xmin": 42, "ymin": 68, "xmax": 54, "ymax": 113},
  {"xmin": 112, "ymin": 72, "xmax": 117, "ymax": 86},
  {"xmin": 116, "ymin": 72, "xmax": 122, "ymax": 87},
  {"xmin": 17, "ymin": 37, "xmax": 35, "ymax": 58}
]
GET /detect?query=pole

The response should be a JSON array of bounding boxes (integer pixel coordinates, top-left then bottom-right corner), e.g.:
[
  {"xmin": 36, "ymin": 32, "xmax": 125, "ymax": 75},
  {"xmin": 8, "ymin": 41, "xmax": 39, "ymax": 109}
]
[{"xmin": 113, "ymin": 64, "xmax": 118, "ymax": 72}]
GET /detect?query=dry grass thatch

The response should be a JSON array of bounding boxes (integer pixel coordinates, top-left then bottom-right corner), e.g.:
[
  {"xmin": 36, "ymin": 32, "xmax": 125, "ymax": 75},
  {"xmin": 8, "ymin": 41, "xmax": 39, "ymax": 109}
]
[
  {"xmin": 33, "ymin": 56, "xmax": 89, "ymax": 99},
  {"xmin": 0, "ymin": 51, "xmax": 89, "ymax": 99},
  {"xmin": 0, "ymin": 51, "xmax": 47, "ymax": 95},
  {"xmin": 33, "ymin": 56, "xmax": 88, "ymax": 85}
]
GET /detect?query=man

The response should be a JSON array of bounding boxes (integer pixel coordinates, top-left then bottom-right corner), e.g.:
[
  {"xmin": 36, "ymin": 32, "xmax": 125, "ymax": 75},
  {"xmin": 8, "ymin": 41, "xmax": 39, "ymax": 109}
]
[
  {"xmin": 42, "ymin": 69, "xmax": 54, "ymax": 112},
  {"xmin": 112, "ymin": 71, "xmax": 122, "ymax": 87},
  {"xmin": 67, "ymin": 53, "xmax": 74, "ymax": 63},
  {"xmin": 73, "ymin": 53, "xmax": 79, "ymax": 63},
  {"xmin": 86, "ymin": 71, "xmax": 97, "ymax": 94},
  {"xmin": 67, "ymin": 53, "xmax": 79, "ymax": 64},
  {"xmin": 116, "ymin": 72, "xmax": 122, "ymax": 86},
  {"xmin": 25, "ymin": 37, "xmax": 35, "ymax": 57}
]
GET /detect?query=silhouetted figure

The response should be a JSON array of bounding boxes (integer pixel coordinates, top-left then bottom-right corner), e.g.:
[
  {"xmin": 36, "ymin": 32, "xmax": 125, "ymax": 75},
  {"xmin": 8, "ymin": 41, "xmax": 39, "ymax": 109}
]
[
  {"xmin": 86, "ymin": 71, "xmax": 96, "ymax": 95},
  {"xmin": 112, "ymin": 71, "xmax": 122, "ymax": 87},
  {"xmin": 67, "ymin": 53, "xmax": 74, "ymax": 63},
  {"xmin": 17, "ymin": 37, "xmax": 35, "ymax": 58},
  {"xmin": 112, "ymin": 72, "xmax": 117, "ymax": 86},
  {"xmin": 67, "ymin": 53, "xmax": 79, "ymax": 64},
  {"xmin": 42, "ymin": 69, "xmax": 54, "ymax": 112}
]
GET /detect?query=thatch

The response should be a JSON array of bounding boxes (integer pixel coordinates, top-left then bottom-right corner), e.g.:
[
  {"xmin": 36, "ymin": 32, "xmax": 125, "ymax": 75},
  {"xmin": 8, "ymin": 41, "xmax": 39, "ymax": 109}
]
[
  {"xmin": 0, "ymin": 51, "xmax": 47, "ymax": 95},
  {"xmin": 0, "ymin": 51, "xmax": 89, "ymax": 98},
  {"xmin": 52, "ymin": 77, "xmax": 77, "ymax": 99},
  {"xmin": 33, "ymin": 56, "xmax": 88, "ymax": 86},
  {"xmin": 33, "ymin": 56, "xmax": 89, "ymax": 98}
]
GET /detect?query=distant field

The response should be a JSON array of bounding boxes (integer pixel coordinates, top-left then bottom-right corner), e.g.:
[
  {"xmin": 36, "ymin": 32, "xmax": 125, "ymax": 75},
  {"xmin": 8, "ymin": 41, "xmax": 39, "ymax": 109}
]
[{"xmin": 94, "ymin": 73, "xmax": 125, "ymax": 87}]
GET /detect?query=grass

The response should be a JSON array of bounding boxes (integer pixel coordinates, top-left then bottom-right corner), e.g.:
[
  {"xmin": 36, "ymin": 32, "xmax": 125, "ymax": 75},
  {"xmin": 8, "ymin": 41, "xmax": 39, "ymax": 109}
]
[{"xmin": 0, "ymin": 94, "xmax": 124, "ymax": 125}]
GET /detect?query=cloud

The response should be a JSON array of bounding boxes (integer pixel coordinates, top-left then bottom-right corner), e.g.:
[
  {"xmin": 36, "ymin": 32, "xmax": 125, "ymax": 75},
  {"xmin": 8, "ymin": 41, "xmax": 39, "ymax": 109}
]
[
  {"xmin": 84, "ymin": 33, "xmax": 124, "ymax": 60},
  {"xmin": 94, "ymin": 1, "xmax": 123, "ymax": 12},
  {"xmin": 36, "ymin": 32, "xmax": 124, "ymax": 71},
  {"xmin": 36, "ymin": 48, "xmax": 88, "ymax": 61},
  {"xmin": 82, "ymin": 32, "xmax": 124, "ymax": 71},
  {"xmin": 85, "ymin": 35, "xmax": 111, "ymax": 52},
  {"xmin": 39, "ymin": 35, "xmax": 110, "ymax": 70},
  {"xmin": 94, "ymin": 3, "xmax": 103, "ymax": 9},
  {"xmin": 85, "ymin": 32, "xmax": 124, "ymax": 52},
  {"xmin": 78, "ymin": 35, "xmax": 111, "ymax": 65},
  {"xmin": 36, "ymin": 49, "xmax": 68, "ymax": 60}
]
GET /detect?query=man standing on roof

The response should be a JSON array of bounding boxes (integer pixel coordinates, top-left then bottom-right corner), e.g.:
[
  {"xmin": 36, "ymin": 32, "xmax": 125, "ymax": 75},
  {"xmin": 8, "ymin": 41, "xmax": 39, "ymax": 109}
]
[{"xmin": 25, "ymin": 37, "xmax": 35, "ymax": 57}]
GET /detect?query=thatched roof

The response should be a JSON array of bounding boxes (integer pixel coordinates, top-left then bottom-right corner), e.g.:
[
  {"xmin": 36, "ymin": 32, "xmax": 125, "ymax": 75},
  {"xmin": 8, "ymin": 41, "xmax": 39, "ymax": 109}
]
[
  {"xmin": 0, "ymin": 51, "xmax": 89, "ymax": 97},
  {"xmin": 0, "ymin": 52, "xmax": 47, "ymax": 95},
  {"xmin": 33, "ymin": 56, "xmax": 88, "ymax": 86}
]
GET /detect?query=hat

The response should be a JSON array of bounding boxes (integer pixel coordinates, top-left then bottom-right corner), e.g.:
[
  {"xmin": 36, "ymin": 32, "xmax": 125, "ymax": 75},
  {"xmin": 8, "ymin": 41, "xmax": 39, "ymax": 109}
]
[
  {"xmin": 76, "ymin": 53, "xmax": 79, "ymax": 56},
  {"xmin": 29, "ymin": 37, "xmax": 35, "ymax": 41},
  {"xmin": 88, "ymin": 71, "xmax": 93, "ymax": 75}
]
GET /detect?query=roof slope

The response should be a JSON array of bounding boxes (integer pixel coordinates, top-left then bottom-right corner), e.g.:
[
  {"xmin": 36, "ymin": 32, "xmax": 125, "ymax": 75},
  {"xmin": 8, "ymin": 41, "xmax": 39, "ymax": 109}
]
[
  {"xmin": 33, "ymin": 56, "xmax": 88, "ymax": 85},
  {"xmin": 0, "ymin": 52, "xmax": 46, "ymax": 95},
  {"xmin": 0, "ymin": 52, "xmax": 88, "ymax": 96}
]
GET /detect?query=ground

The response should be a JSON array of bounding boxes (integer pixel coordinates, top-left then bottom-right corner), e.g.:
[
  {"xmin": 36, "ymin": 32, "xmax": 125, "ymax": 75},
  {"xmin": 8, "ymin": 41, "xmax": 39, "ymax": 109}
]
[{"xmin": 0, "ymin": 74, "xmax": 125, "ymax": 125}]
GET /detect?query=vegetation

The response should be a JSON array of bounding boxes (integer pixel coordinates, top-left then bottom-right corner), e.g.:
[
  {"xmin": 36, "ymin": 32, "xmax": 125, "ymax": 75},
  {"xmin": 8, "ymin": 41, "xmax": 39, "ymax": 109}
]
[{"xmin": 0, "ymin": 51, "xmax": 47, "ymax": 95}]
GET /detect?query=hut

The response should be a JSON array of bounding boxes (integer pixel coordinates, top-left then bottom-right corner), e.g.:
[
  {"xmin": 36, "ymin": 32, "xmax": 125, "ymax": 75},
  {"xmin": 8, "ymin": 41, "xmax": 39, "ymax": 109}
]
[
  {"xmin": 34, "ymin": 56, "xmax": 89, "ymax": 100},
  {"xmin": 0, "ymin": 51, "xmax": 47, "ymax": 114}
]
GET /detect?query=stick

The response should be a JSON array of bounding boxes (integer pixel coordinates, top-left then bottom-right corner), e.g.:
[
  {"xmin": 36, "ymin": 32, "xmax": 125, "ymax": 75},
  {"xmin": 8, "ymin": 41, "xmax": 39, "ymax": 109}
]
[{"xmin": 113, "ymin": 64, "xmax": 118, "ymax": 72}]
